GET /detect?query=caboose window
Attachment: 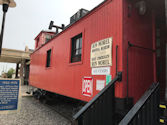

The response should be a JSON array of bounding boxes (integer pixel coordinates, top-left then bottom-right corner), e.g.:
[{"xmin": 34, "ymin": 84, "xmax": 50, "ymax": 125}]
[
  {"xmin": 45, "ymin": 34, "xmax": 53, "ymax": 43},
  {"xmin": 71, "ymin": 33, "xmax": 82, "ymax": 63},
  {"xmin": 36, "ymin": 38, "xmax": 39, "ymax": 48},
  {"xmin": 46, "ymin": 49, "xmax": 52, "ymax": 67}
]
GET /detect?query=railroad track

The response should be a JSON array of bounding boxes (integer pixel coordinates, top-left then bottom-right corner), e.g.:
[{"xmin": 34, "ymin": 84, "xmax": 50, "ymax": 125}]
[
  {"xmin": 32, "ymin": 92, "xmax": 85, "ymax": 124},
  {"xmin": 41, "ymin": 101, "xmax": 74, "ymax": 123}
]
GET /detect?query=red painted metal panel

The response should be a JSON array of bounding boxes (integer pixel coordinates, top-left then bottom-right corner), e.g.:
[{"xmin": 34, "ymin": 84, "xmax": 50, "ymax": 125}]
[
  {"xmin": 30, "ymin": 0, "xmax": 157, "ymax": 103},
  {"xmin": 29, "ymin": 0, "xmax": 123, "ymax": 102},
  {"xmin": 122, "ymin": 0, "xmax": 156, "ymax": 103}
]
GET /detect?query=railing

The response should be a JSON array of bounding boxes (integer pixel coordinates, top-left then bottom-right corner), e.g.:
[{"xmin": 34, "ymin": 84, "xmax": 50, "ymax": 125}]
[
  {"xmin": 119, "ymin": 83, "xmax": 160, "ymax": 125},
  {"xmin": 72, "ymin": 72, "xmax": 122, "ymax": 125}
]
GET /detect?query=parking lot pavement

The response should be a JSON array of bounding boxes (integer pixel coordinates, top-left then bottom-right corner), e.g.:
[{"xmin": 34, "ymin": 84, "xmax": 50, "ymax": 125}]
[{"xmin": 0, "ymin": 86, "xmax": 71, "ymax": 125}]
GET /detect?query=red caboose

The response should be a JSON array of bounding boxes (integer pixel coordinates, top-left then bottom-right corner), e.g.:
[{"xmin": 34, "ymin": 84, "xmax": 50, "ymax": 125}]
[{"xmin": 29, "ymin": 0, "xmax": 165, "ymax": 112}]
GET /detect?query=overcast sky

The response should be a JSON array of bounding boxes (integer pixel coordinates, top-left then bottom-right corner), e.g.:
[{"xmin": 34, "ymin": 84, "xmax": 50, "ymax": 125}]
[{"xmin": 0, "ymin": 0, "xmax": 103, "ymax": 73}]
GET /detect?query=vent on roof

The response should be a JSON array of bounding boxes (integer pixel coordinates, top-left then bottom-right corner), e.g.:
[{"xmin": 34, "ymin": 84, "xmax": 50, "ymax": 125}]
[{"xmin": 70, "ymin": 8, "xmax": 89, "ymax": 24}]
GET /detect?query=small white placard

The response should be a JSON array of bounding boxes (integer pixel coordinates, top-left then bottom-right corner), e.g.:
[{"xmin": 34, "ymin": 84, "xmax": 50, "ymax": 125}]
[
  {"xmin": 96, "ymin": 80, "xmax": 105, "ymax": 91},
  {"xmin": 92, "ymin": 67, "xmax": 110, "ymax": 75}
]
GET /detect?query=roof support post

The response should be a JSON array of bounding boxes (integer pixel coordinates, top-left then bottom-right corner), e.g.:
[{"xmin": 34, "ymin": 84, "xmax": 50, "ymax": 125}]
[
  {"xmin": 15, "ymin": 63, "xmax": 19, "ymax": 78},
  {"xmin": 20, "ymin": 60, "xmax": 25, "ymax": 85}
]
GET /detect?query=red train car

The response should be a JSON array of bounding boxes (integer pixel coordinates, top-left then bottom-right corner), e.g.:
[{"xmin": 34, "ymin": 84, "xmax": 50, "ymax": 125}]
[{"xmin": 29, "ymin": 0, "xmax": 160, "ymax": 110}]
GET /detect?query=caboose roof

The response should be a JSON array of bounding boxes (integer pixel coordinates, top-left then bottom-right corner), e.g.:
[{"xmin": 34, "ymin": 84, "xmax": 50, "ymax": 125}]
[
  {"xmin": 33, "ymin": 0, "xmax": 107, "ymax": 53},
  {"xmin": 34, "ymin": 30, "xmax": 55, "ymax": 40},
  {"xmin": 33, "ymin": 0, "xmax": 164, "ymax": 53}
]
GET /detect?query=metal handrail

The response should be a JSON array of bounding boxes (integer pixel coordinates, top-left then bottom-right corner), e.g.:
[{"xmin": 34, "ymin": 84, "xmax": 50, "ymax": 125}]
[
  {"xmin": 73, "ymin": 72, "xmax": 122, "ymax": 121},
  {"xmin": 119, "ymin": 83, "xmax": 159, "ymax": 125}
]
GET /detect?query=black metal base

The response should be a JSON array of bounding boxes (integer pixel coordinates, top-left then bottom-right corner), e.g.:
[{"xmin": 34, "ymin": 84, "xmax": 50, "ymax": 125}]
[
  {"xmin": 115, "ymin": 97, "xmax": 133, "ymax": 123},
  {"xmin": 3, "ymin": 4, "xmax": 9, "ymax": 13}
]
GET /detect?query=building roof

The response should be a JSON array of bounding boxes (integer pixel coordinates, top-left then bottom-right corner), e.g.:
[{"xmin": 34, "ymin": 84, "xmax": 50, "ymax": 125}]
[{"xmin": 0, "ymin": 48, "xmax": 32, "ymax": 63}]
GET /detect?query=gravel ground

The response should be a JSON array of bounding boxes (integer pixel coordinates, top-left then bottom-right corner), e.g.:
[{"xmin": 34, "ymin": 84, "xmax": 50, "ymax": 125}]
[{"xmin": 0, "ymin": 86, "xmax": 71, "ymax": 125}]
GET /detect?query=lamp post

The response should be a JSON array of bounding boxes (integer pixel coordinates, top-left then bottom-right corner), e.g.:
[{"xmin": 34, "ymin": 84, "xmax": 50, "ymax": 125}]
[{"xmin": 0, "ymin": 0, "xmax": 16, "ymax": 55}]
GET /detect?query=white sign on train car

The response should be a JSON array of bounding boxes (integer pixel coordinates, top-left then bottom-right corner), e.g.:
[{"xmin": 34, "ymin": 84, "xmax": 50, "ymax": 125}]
[
  {"xmin": 92, "ymin": 67, "xmax": 110, "ymax": 75},
  {"xmin": 82, "ymin": 77, "xmax": 93, "ymax": 97},
  {"xmin": 91, "ymin": 37, "xmax": 112, "ymax": 68}
]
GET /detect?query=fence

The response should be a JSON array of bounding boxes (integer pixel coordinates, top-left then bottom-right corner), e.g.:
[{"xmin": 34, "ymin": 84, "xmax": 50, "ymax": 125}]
[
  {"xmin": 119, "ymin": 83, "xmax": 159, "ymax": 125},
  {"xmin": 72, "ymin": 72, "xmax": 122, "ymax": 125}
]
